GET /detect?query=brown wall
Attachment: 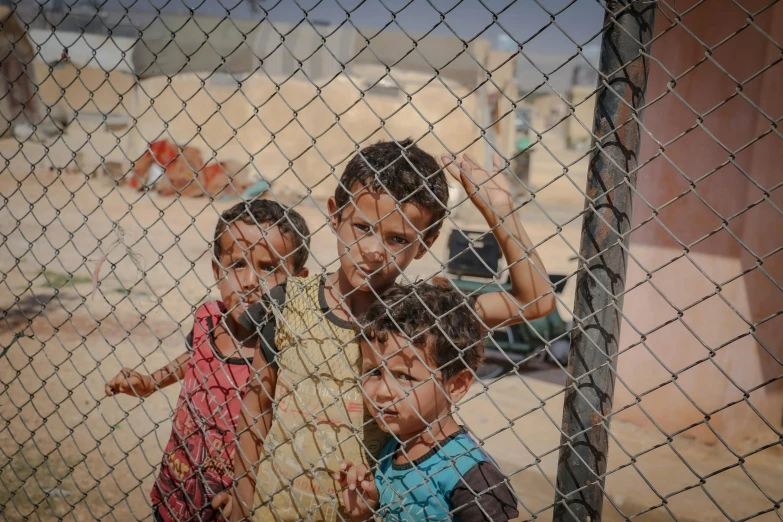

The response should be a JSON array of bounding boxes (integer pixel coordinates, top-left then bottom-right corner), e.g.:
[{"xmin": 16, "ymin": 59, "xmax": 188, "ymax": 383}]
[{"xmin": 615, "ymin": 0, "xmax": 783, "ymax": 448}]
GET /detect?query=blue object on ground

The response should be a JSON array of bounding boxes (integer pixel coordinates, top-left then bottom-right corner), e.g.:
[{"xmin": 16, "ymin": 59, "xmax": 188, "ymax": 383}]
[{"xmin": 241, "ymin": 179, "xmax": 269, "ymax": 199}]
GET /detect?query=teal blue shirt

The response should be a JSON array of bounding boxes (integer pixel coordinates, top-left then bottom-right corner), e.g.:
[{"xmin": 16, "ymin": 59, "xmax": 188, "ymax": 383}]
[{"xmin": 374, "ymin": 429, "xmax": 519, "ymax": 521}]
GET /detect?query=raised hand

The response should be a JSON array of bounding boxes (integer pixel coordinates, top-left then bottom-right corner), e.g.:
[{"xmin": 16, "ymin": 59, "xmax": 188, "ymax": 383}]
[
  {"xmin": 441, "ymin": 150, "xmax": 556, "ymax": 326},
  {"xmin": 334, "ymin": 460, "xmax": 379, "ymax": 522},
  {"xmin": 441, "ymin": 152, "xmax": 514, "ymax": 225}
]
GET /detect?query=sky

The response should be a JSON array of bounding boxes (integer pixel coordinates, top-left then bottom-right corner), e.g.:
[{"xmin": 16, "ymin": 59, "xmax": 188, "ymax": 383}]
[{"xmin": 18, "ymin": 0, "xmax": 607, "ymax": 91}]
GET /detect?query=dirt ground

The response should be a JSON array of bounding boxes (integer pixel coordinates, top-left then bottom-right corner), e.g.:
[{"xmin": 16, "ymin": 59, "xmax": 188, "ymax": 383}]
[{"xmin": 1, "ymin": 135, "xmax": 781, "ymax": 522}]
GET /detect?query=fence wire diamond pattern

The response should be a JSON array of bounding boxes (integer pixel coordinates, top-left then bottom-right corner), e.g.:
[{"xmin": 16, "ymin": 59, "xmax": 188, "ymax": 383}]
[{"xmin": 1, "ymin": 0, "xmax": 782, "ymax": 521}]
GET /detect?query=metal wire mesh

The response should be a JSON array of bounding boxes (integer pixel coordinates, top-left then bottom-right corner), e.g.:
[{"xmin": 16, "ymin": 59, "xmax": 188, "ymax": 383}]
[{"xmin": 0, "ymin": 0, "xmax": 781, "ymax": 521}]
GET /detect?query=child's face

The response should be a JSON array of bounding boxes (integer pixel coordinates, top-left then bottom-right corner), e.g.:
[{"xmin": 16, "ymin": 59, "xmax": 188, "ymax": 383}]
[
  {"xmin": 212, "ymin": 220, "xmax": 301, "ymax": 335},
  {"xmin": 328, "ymin": 187, "xmax": 437, "ymax": 293},
  {"xmin": 360, "ymin": 334, "xmax": 462, "ymax": 441}
]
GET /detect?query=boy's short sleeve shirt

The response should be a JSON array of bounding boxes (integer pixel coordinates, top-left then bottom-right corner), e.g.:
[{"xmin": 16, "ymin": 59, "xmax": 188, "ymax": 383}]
[
  {"xmin": 249, "ymin": 275, "xmax": 388, "ymax": 522},
  {"xmin": 374, "ymin": 429, "xmax": 519, "ymax": 522}
]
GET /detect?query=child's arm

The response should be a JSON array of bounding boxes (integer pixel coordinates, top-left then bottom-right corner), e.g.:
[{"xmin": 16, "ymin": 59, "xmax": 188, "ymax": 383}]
[
  {"xmin": 441, "ymin": 153, "xmax": 556, "ymax": 329},
  {"xmin": 215, "ymin": 292, "xmax": 282, "ymax": 522},
  {"xmin": 224, "ymin": 354, "xmax": 277, "ymax": 522},
  {"xmin": 104, "ymin": 351, "xmax": 192, "ymax": 397},
  {"xmin": 450, "ymin": 462, "xmax": 520, "ymax": 521},
  {"xmin": 334, "ymin": 460, "xmax": 380, "ymax": 522},
  {"xmin": 211, "ymin": 355, "xmax": 276, "ymax": 522}
]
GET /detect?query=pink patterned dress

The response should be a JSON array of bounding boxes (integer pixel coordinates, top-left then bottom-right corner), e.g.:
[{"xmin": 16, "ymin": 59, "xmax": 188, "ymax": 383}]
[{"xmin": 151, "ymin": 301, "xmax": 252, "ymax": 522}]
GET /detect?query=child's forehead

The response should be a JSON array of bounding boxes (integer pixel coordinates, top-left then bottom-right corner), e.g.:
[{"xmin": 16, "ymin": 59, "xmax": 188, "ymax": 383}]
[
  {"xmin": 362, "ymin": 333, "xmax": 433, "ymax": 363},
  {"xmin": 220, "ymin": 220, "xmax": 293, "ymax": 254},
  {"xmin": 348, "ymin": 186, "xmax": 434, "ymax": 226}
]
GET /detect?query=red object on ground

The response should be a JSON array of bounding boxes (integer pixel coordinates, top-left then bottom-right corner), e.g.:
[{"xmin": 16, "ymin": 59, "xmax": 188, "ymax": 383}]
[
  {"xmin": 130, "ymin": 139, "xmax": 178, "ymax": 189},
  {"xmin": 156, "ymin": 146, "xmax": 204, "ymax": 197},
  {"xmin": 129, "ymin": 140, "xmax": 251, "ymax": 198}
]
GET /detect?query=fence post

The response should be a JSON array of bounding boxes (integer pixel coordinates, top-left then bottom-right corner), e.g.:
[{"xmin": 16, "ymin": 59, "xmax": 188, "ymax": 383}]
[{"xmin": 552, "ymin": 2, "xmax": 655, "ymax": 521}]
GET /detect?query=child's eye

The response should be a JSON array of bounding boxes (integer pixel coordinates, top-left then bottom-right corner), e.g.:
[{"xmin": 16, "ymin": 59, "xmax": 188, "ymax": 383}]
[
  {"xmin": 231, "ymin": 259, "xmax": 246, "ymax": 269},
  {"xmin": 354, "ymin": 223, "xmax": 371, "ymax": 233},
  {"xmin": 363, "ymin": 368, "xmax": 382, "ymax": 378},
  {"xmin": 396, "ymin": 373, "xmax": 415, "ymax": 382},
  {"xmin": 390, "ymin": 236, "xmax": 409, "ymax": 246},
  {"xmin": 258, "ymin": 264, "xmax": 278, "ymax": 273}
]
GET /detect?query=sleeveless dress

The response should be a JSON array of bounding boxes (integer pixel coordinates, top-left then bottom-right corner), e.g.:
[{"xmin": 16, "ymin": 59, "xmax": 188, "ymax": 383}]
[{"xmin": 151, "ymin": 301, "xmax": 252, "ymax": 522}]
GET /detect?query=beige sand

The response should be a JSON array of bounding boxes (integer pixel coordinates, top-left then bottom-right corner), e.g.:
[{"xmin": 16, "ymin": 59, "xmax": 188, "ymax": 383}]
[{"xmin": 1, "ymin": 133, "xmax": 779, "ymax": 521}]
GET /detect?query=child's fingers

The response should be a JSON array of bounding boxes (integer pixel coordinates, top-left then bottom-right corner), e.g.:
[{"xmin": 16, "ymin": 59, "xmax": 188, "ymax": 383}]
[
  {"xmin": 441, "ymin": 155, "xmax": 476, "ymax": 187},
  {"xmin": 211, "ymin": 491, "xmax": 233, "ymax": 521},
  {"xmin": 361, "ymin": 473, "xmax": 379, "ymax": 502},
  {"xmin": 463, "ymin": 152, "xmax": 484, "ymax": 171},
  {"xmin": 107, "ymin": 369, "xmax": 145, "ymax": 396},
  {"xmin": 492, "ymin": 152, "xmax": 505, "ymax": 173},
  {"xmin": 211, "ymin": 491, "xmax": 228, "ymax": 508},
  {"xmin": 459, "ymin": 158, "xmax": 474, "ymax": 181},
  {"xmin": 333, "ymin": 460, "xmax": 351, "ymax": 484},
  {"xmin": 341, "ymin": 488, "xmax": 357, "ymax": 516},
  {"xmin": 338, "ymin": 460, "xmax": 376, "ymax": 517},
  {"xmin": 105, "ymin": 369, "xmax": 129, "ymax": 395},
  {"xmin": 346, "ymin": 464, "xmax": 361, "ymax": 490},
  {"xmin": 441, "ymin": 154, "xmax": 481, "ymax": 195},
  {"xmin": 439, "ymin": 154, "xmax": 463, "ymax": 183},
  {"xmin": 104, "ymin": 374, "xmax": 118, "ymax": 396},
  {"xmin": 354, "ymin": 464, "xmax": 370, "ymax": 482},
  {"xmin": 353, "ymin": 464, "xmax": 378, "ymax": 506}
]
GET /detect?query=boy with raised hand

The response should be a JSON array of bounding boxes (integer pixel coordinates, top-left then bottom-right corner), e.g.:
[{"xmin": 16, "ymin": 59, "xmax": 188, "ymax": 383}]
[{"xmin": 214, "ymin": 139, "xmax": 554, "ymax": 521}]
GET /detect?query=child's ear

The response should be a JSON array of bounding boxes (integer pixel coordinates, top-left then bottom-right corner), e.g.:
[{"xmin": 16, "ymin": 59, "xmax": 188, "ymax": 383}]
[
  {"xmin": 446, "ymin": 368, "xmax": 474, "ymax": 404},
  {"xmin": 211, "ymin": 258, "xmax": 222, "ymax": 283},
  {"xmin": 327, "ymin": 197, "xmax": 340, "ymax": 230},
  {"xmin": 415, "ymin": 232, "xmax": 439, "ymax": 260},
  {"xmin": 296, "ymin": 267, "xmax": 309, "ymax": 278}
]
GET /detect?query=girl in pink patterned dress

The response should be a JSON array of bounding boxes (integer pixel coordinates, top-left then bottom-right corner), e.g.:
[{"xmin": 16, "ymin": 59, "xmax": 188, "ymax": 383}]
[{"xmin": 106, "ymin": 200, "xmax": 310, "ymax": 522}]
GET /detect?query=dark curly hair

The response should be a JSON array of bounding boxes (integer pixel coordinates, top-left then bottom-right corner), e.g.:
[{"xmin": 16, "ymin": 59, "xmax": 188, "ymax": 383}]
[
  {"xmin": 213, "ymin": 199, "xmax": 311, "ymax": 274},
  {"xmin": 361, "ymin": 283, "xmax": 485, "ymax": 379},
  {"xmin": 334, "ymin": 139, "xmax": 449, "ymax": 239}
]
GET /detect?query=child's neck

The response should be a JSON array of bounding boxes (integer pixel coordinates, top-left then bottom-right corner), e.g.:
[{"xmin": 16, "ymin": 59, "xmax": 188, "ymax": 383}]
[
  {"xmin": 325, "ymin": 271, "xmax": 390, "ymax": 320},
  {"xmin": 215, "ymin": 316, "xmax": 256, "ymax": 358},
  {"xmin": 395, "ymin": 415, "xmax": 461, "ymax": 464}
]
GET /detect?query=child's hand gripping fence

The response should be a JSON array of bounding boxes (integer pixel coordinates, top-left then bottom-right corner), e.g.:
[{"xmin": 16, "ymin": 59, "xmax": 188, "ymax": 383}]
[{"xmin": 1, "ymin": 0, "xmax": 782, "ymax": 521}]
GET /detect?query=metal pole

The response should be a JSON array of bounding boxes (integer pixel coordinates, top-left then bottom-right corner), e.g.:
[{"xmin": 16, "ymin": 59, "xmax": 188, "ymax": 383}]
[{"xmin": 553, "ymin": 2, "xmax": 655, "ymax": 521}]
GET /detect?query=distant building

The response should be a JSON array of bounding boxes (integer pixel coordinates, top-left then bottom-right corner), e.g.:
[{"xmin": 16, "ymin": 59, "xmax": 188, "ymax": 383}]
[
  {"xmin": 563, "ymin": 85, "xmax": 597, "ymax": 150},
  {"xmin": 0, "ymin": 8, "xmax": 44, "ymax": 137},
  {"xmin": 13, "ymin": 6, "xmax": 516, "ymax": 200}
]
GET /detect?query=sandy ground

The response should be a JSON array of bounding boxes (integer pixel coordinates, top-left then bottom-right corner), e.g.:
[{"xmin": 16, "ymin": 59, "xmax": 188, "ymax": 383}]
[{"xmin": 1, "ymin": 135, "xmax": 781, "ymax": 522}]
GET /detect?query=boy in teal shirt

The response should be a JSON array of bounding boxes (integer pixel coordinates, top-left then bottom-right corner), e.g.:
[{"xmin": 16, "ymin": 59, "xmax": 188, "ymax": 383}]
[{"xmin": 337, "ymin": 283, "xmax": 519, "ymax": 521}]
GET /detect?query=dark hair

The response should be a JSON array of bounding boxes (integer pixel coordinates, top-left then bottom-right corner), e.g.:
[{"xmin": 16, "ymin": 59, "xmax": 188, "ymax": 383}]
[
  {"xmin": 213, "ymin": 199, "xmax": 311, "ymax": 274},
  {"xmin": 362, "ymin": 283, "xmax": 485, "ymax": 379},
  {"xmin": 334, "ymin": 139, "xmax": 449, "ymax": 239}
]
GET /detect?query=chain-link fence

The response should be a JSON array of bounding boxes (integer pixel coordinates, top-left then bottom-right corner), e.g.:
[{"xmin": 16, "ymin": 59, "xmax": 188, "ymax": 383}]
[{"xmin": 1, "ymin": 0, "xmax": 781, "ymax": 521}]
